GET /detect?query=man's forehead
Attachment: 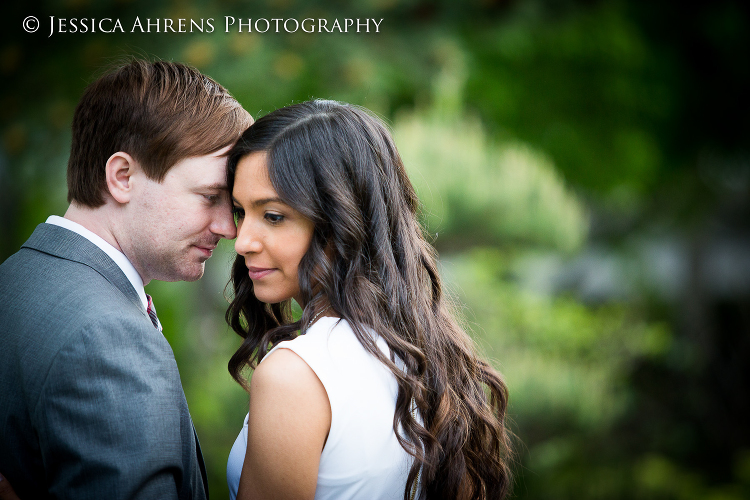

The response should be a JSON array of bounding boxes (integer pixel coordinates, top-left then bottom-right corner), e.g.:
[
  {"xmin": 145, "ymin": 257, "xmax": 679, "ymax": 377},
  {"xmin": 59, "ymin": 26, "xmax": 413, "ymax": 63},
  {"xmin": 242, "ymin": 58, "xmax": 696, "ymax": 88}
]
[{"xmin": 166, "ymin": 153, "xmax": 230, "ymax": 187}]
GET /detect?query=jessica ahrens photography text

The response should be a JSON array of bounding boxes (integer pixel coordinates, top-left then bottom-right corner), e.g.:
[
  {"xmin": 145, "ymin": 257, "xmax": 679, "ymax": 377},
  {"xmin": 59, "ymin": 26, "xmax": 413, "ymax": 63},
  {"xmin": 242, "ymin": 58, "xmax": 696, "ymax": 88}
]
[{"xmin": 30, "ymin": 16, "xmax": 384, "ymax": 37}]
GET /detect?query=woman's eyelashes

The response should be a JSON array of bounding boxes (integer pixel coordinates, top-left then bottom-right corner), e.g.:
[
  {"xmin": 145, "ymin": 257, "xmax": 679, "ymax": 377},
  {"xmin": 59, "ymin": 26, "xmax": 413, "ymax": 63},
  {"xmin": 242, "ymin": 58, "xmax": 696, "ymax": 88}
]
[
  {"xmin": 264, "ymin": 212, "xmax": 285, "ymax": 224},
  {"xmin": 232, "ymin": 205, "xmax": 285, "ymax": 226},
  {"xmin": 232, "ymin": 206, "xmax": 245, "ymax": 223}
]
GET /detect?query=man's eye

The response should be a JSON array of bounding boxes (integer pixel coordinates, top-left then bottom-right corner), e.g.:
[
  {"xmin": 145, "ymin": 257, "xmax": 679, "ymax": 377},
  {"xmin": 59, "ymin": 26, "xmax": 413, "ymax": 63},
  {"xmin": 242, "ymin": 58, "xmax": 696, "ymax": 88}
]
[{"xmin": 204, "ymin": 194, "xmax": 219, "ymax": 203}]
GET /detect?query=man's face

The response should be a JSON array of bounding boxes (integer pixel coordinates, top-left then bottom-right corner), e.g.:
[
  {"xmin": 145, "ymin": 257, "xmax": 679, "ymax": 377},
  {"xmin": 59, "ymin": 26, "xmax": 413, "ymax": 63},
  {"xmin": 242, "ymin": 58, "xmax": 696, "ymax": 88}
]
[{"xmin": 123, "ymin": 147, "xmax": 237, "ymax": 283}]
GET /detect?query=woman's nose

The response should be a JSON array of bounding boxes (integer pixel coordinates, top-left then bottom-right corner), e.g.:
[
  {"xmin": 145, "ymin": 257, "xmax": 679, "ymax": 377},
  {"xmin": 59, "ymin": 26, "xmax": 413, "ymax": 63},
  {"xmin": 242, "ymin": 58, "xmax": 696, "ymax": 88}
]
[{"xmin": 234, "ymin": 222, "xmax": 262, "ymax": 255}]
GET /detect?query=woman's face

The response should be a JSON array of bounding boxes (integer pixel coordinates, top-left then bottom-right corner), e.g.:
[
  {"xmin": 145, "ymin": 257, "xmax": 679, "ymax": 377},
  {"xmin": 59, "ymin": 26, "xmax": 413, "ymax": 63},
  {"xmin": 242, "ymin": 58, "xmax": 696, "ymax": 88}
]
[{"xmin": 232, "ymin": 152, "xmax": 315, "ymax": 305}]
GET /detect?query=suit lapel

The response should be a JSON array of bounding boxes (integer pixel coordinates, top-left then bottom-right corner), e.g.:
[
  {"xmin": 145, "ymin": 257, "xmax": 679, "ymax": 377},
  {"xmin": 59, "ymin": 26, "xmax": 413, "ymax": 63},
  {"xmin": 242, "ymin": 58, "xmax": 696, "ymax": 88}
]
[
  {"xmin": 22, "ymin": 223, "xmax": 144, "ymax": 312},
  {"xmin": 193, "ymin": 423, "xmax": 210, "ymax": 499}
]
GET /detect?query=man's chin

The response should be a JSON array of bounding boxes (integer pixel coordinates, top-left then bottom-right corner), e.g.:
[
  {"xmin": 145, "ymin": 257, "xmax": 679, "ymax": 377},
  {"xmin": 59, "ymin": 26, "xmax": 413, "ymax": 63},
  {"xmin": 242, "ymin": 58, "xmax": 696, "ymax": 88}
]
[
  {"xmin": 156, "ymin": 263, "xmax": 205, "ymax": 283},
  {"xmin": 181, "ymin": 263, "xmax": 206, "ymax": 282}
]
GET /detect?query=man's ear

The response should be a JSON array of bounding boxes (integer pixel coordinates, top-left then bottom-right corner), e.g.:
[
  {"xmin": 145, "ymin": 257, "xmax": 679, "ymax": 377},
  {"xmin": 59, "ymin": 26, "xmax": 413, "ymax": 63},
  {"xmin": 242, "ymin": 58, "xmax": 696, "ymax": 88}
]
[{"xmin": 105, "ymin": 152, "xmax": 139, "ymax": 204}]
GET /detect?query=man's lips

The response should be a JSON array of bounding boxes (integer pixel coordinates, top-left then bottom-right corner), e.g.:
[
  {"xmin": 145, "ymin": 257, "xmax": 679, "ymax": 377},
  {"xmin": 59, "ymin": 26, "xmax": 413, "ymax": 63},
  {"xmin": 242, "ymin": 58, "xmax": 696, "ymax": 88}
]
[
  {"xmin": 193, "ymin": 244, "xmax": 217, "ymax": 257},
  {"xmin": 247, "ymin": 266, "xmax": 275, "ymax": 280}
]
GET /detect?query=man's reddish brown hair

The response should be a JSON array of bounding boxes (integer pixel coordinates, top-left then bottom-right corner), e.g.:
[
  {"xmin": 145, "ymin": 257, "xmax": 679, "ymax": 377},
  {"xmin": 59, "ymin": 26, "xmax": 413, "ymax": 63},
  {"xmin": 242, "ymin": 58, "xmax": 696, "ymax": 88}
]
[{"xmin": 67, "ymin": 59, "xmax": 253, "ymax": 207}]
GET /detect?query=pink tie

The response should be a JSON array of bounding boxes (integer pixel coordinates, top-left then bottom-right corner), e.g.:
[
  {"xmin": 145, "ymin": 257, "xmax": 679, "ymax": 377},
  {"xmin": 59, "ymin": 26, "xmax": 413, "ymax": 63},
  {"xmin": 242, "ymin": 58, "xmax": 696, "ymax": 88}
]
[{"xmin": 146, "ymin": 294, "xmax": 162, "ymax": 331}]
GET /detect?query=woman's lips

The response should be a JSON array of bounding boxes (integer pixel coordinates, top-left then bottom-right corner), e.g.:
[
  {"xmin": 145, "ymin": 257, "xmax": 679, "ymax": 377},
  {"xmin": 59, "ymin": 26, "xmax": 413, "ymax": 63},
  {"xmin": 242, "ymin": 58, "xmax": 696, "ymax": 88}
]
[{"xmin": 247, "ymin": 267, "xmax": 274, "ymax": 280}]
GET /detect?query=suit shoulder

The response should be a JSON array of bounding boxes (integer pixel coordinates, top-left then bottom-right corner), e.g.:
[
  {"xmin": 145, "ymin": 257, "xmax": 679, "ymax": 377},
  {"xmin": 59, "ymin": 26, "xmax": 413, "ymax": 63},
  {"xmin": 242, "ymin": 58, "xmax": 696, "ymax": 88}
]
[{"xmin": 0, "ymin": 248, "xmax": 154, "ymax": 375}]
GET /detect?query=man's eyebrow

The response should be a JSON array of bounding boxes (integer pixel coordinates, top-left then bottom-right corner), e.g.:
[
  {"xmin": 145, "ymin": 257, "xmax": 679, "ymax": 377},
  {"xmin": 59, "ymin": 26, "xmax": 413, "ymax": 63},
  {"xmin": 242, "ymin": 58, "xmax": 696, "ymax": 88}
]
[{"xmin": 198, "ymin": 183, "xmax": 229, "ymax": 191}]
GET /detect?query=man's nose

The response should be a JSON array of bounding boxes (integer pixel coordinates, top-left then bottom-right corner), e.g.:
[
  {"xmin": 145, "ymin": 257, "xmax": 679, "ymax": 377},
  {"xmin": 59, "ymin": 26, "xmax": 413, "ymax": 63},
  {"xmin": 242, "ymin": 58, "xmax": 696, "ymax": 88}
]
[{"xmin": 213, "ymin": 205, "xmax": 238, "ymax": 240}]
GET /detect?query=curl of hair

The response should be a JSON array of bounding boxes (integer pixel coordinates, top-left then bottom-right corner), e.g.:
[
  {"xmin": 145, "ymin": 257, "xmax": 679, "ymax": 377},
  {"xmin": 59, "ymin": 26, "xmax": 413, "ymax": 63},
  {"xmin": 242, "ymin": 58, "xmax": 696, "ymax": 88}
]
[{"xmin": 226, "ymin": 100, "xmax": 514, "ymax": 500}]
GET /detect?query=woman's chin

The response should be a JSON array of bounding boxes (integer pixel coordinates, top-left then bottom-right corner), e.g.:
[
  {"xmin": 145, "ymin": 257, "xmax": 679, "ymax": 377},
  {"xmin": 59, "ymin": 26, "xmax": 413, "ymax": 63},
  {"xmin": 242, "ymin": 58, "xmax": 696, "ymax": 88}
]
[{"xmin": 252, "ymin": 290, "xmax": 289, "ymax": 305}]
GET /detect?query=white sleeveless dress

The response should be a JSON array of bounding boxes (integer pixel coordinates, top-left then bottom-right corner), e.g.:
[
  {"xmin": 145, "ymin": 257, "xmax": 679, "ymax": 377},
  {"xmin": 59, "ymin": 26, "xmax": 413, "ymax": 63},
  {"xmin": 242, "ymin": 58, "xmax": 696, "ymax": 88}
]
[{"xmin": 227, "ymin": 317, "xmax": 414, "ymax": 500}]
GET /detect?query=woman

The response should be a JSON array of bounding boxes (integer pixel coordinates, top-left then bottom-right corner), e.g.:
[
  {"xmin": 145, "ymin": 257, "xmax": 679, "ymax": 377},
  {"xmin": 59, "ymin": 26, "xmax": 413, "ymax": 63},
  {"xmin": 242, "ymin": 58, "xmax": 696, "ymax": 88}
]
[{"xmin": 225, "ymin": 99, "xmax": 513, "ymax": 500}]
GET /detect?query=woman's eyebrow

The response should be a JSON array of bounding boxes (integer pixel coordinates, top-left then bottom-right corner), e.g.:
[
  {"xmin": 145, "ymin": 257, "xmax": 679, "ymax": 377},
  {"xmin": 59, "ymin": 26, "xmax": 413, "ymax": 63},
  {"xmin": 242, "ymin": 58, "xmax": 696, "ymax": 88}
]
[{"xmin": 231, "ymin": 196, "xmax": 286, "ymax": 207}]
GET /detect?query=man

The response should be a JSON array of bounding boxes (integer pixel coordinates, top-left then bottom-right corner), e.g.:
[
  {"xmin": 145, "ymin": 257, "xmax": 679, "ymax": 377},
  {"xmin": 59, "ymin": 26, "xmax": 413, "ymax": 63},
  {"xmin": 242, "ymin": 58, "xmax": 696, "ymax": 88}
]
[{"xmin": 0, "ymin": 59, "xmax": 253, "ymax": 499}]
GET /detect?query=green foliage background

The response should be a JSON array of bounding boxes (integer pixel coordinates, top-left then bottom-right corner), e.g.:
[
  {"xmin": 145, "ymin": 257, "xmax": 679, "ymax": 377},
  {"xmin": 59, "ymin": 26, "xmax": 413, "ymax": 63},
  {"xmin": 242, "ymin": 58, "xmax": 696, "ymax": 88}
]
[{"xmin": 2, "ymin": 1, "xmax": 748, "ymax": 498}]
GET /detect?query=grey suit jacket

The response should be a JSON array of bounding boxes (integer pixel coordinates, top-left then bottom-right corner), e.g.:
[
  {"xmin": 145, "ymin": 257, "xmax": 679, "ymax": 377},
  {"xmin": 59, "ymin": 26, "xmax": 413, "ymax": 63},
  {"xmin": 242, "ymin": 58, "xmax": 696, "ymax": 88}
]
[{"xmin": 0, "ymin": 223, "xmax": 209, "ymax": 499}]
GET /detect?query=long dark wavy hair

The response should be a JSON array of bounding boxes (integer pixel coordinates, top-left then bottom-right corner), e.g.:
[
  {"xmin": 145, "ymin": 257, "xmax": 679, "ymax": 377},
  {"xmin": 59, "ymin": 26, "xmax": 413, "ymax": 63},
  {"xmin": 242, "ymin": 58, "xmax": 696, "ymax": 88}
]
[{"xmin": 226, "ymin": 99, "xmax": 514, "ymax": 500}]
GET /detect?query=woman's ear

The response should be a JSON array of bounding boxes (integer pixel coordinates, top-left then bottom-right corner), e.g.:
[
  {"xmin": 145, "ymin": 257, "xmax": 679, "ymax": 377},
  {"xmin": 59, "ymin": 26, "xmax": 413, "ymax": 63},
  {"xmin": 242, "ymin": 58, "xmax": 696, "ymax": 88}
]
[{"xmin": 105, "ymin": 152, "xmax": 139, "ymax": 204}]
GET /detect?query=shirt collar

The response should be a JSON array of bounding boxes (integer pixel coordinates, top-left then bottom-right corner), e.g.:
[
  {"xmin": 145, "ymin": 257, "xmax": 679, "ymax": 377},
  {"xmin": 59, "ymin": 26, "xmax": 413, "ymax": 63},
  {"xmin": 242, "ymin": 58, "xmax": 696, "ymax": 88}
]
[{"xmin": 46, "ymin": 215, "xmax": 148, "ymax": 311}]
